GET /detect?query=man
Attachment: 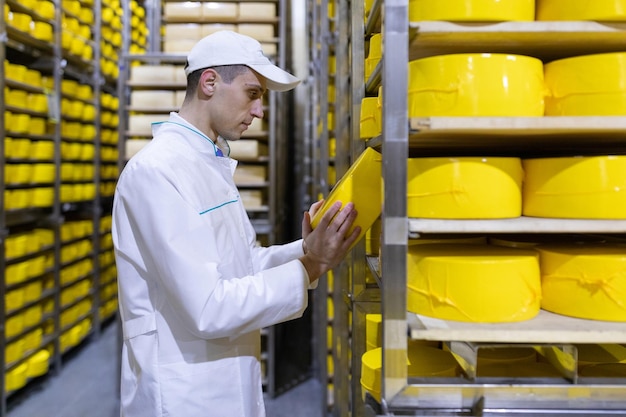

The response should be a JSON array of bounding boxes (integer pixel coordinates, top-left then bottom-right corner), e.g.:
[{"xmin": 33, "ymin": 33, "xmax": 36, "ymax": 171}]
[{"xmin": 112, "ymin": 30, "xmax": 359, "ymax": 417}]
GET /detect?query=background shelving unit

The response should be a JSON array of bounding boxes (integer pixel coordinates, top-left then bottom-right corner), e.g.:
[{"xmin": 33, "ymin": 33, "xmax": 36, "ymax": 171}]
[
  {"xmin": 1, "ymin": 0, "xmax": 143, "ymax": 412},
  {"xmin": 307, "ymin": 0, "xmax": 359, "ymax": 415}
]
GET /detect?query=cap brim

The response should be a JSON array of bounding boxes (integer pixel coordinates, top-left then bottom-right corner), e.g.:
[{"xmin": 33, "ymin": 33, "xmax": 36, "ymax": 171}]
[{"xmin": 249, "ymin": 64, "xmax": 300, "ymax": 92}]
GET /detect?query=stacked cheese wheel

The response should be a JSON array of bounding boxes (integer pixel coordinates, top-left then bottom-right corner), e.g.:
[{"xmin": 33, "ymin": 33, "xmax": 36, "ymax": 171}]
[
  {"xmin": 361, "ymin": 341, "xmax": 460, "ymax": 402},
  {"xmin": 407, "ymin": 244, "xmax": 542, "ymax": 323},
  {"xmin": 408, "ymin": 53, "xmax": 545, "ymax": 117},
  {"xmin": 523, "ymin": 156, "xmax": 626, "ymax": 219},
  {"xmin": 408, "ymin": 157, "xmax": 523, "ymax": 219},
  {"xmin": 409, "ymin": 0, "xmax": 535, "ymax": 21}
]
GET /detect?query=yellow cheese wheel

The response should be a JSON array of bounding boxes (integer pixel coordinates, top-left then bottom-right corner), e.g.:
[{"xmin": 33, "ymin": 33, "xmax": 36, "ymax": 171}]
[
  {"xmin": 408, "ymin": 54, "xmax": 544, "ymax": 117},
  {"xmin": 5, "ymin": 363, "xmax": 28, "ymax": 392},
  {"xmin": 523, "ymin": 156, "xmax": 626, "ymax": 219},
  {"xmin": 26, "ymin": 349, "xmax": 50, "ymax": 378},
  {"xmin": 579, "ymin": 363, "xmax": 626, "ymax": 377},
  {"xmin": 366, "ymin": 314, "xmax": 382, "ymax": 351},
  {"xmin": 365, "ymin": 33, "xmax": 381, "ymax": 81},
  {"xmin": 410, "ymin": 0, "xmax": 534, "ymax": 21},
  {"xmin": 537, "ymin": 0, "xmax": 626, "ymax": 21},
  {"xmin": 408, "ymin": 157, "xmax": 523, "ymax": 219},
  {"xmin": 311, "ymin": 148, "xmax": 382, "ymax": 249},
  {"xmin": 490, "ymin": 234, "xmax": 608, "ymax": 249},
  {"xmin": 5, "ymin": 339, "xmax": 24, "ymax": 363},
  {"xmin": 359, "ymin": 97, "xmax": 381, "ymax": 139},
  {"xmin": 544, "ymin": 53, "xmax": 626, "ymax": 116},
  {"xmin": 478, "ymin": 362, "xmax": 562, "ymax": 378},
  {"xmin": 537, "ymin": 244, "xmax": 626, "ymax": 322},
  {"xmin": 361, "ymin": 342, "xmax": 460, "ymax": 402},
  {"xmin": 576, "ymin": 344, "xmax": 626, "ymax": 366},
  {"xmin": 408, "ymin": 244, "xmax": 541, "ymax": 322},
  {"xmin": 477, "ymin": 347, "xmax": 537, "ymax": 367},
  {"xmin": 409, "ymin": 234, "xmax": 487, "ymax": 245}
]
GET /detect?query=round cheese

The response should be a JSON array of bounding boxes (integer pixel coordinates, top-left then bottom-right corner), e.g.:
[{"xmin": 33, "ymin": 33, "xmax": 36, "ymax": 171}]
[
  {"xmin": 478, "ymin": 362, "xmax": 562, "ymax": 378},
  {"xmin": 579, "ymin": 363, "xmax": 626, "ymax": 377},
  {"xmin": 575, "ymin": 343, "xmax": 626, "ymax": 366},
  {"xmin": 537, "ymin": 0, "xmax": 626, "ymax": 21},
  {"xmin": 523, "ymin": 156, "xmax": 626, "ymax": 219},
  {"xmin": 537, "ymin": 244, "xmax": 626, "ymax": 322},
  {"xmin": 544, "ymin": 52, "xmax": 626, "ymax": 116},
  {"xmin": 477, "ymin": 347, "xmax": 537, "ymax": 367},
  {"xmin": 407, "ymin": 244, "xmax": 541, "ymax": 322},
  {"xmin": 366, "ymin": 314, "xmax": 382, "ymax": 351},
  {"xmin": 410, "ymin": 0, "xmax": 535, "ymax": 21},
  {"xmin": 408, "ymin": 53, "xmax": 544, "ymax": 117},
  {"xmin": 410, "ymin": 234, "xmax": 487, "ymax": 245},
  {"xmin": 361, "ymin": 342, "xmax": 459, "ymax": 402},
  {"xmin": 366, "ymin": 314, "xmax": 438, "ymax": 351},
  {"xmin": 490, "ymin": 234, "xmax": 608, "ymax": 249},
  {"xmin": 407, "ymin": 157, "xmax": 523, "ymax": 219},
  {"xmin": 26, "ymin": 349, "xmax": 50, "ymax": 378}
]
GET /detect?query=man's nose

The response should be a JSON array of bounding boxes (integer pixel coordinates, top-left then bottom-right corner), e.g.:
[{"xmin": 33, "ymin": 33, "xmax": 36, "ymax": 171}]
[{"xmin": 252, "ymin": 99, "xmax": 264, "ymax": 118}]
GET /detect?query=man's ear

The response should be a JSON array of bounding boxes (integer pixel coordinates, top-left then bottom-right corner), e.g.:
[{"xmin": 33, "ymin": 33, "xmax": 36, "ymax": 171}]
[{"xmin": 199, "ymin": 68, "xmax": 218, "ymax": 96}]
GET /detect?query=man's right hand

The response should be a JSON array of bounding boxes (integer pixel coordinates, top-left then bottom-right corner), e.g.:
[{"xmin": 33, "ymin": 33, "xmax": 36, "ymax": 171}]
[{"xmin": 299, "ymin": 201, "xmax": 360, "ymax": 283}]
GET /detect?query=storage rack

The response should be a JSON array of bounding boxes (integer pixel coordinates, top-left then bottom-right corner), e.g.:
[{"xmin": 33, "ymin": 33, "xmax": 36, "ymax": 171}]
[
  {"xmin": 346, "ymin": 1, "xmax": 626, "ymax": 416},
  {"xmin": 308, "ymin": 0, "xmax": 362, "ymax": 415},
  {"xmin": 0, "ymin": 0, "xmax": 145, "ymax": 413},
  {"xmin": 308, "ymin": 0, "xmax": 332, "ymax": 411},
  {"xmin": 117, "ymin": 0, "xmax": 294, "ymax": 396}
]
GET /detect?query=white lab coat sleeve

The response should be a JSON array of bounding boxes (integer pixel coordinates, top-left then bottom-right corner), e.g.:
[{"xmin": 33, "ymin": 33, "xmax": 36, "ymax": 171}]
[
  {"xmin": 114, "ymin": 162, "xmax": 309, "ymax": 340},
  {"xmin": 250, "ymin": 240, "xmax": 319, "ymax": 290}
]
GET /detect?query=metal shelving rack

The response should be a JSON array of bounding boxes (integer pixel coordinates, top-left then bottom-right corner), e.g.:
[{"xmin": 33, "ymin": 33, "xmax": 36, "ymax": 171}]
[
  {"xmin": 348, "ymin": 1, "xmax": 626, "ymax": 416},
  {"xmin": 1, "ymin": 0, "xmax": 128, "ymax": 412},
  {"xmin": 308, "ymin": 0, "xmax": 360, "ymax": 415}
]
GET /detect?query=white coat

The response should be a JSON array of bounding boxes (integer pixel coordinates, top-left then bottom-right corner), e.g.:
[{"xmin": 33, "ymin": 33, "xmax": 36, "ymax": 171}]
[{"xmin": 111, "ymin": 113, "xmax": 311, "ymax": 417}]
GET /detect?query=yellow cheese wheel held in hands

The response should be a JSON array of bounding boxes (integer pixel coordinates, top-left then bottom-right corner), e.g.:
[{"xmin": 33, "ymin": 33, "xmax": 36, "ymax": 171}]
[{"xmin": 311, "ymin": 147, "xmax": 382, "ymax": 249}]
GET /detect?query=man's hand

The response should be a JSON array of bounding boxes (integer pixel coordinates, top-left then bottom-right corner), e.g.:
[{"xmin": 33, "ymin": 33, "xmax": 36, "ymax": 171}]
[{"xmin": 299, "ymin": 201, "xmax": 360, "ymax": 283}]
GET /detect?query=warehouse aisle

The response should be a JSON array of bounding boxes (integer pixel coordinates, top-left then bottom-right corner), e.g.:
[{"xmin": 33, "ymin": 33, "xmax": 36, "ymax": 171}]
[{"xmin": 7, "ymin": 320, "xmax": 324, "ymax": 417}]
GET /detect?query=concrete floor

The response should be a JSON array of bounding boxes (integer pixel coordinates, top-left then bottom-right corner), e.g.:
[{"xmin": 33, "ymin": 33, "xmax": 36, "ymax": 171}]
[{"xmin": 7, "ymin": 320, "xmax": 325, "ymax": 417}]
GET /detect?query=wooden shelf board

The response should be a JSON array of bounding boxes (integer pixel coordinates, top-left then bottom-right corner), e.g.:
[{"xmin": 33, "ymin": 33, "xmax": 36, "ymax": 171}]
[
  {"xmin": 409, "ymin": 216, "xmax": 626, "ymax": 235},
  {"xmin": 409, "ymin": 309, "xmax": 626, "ymax": 343},
  {"xmin": 409, "ymin": 21, "xmax": 626, "ymax": 61},
  {"xmin": 408, "ymin": 117, "xmax": 626, "ymax": 155}
]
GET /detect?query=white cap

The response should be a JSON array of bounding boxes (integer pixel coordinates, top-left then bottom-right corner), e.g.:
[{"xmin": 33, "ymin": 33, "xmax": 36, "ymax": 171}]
[{"xmin": 184, "ymin": 30, "xmax": 300, "ymax": 92}]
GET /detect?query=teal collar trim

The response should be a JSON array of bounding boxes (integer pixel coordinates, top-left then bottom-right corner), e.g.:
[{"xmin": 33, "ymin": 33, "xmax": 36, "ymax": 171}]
[{"xmin": 153, "ymin": 120, "xmax": 229, "ymax": 157}]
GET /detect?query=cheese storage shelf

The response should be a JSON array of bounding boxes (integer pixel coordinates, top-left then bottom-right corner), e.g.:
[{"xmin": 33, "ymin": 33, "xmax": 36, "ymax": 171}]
[
  {"xmin": 408, "ymin": 21, "xmax": 626, "ymax": 61},
  {"xmin": 408, "ymin": 311, "xmax": 626, "ymax": 345},
  {"xmin": 346, "ymin": 1, "xmax": 626, "ymax": 416},
  {"xmin": 1, "ymin": 0, "xmax": 132, "ymax": 409},
  {"xmin": 409, "ymin": 116, "xmax": 626, "ymax": 141},
  {"xmin": 408, "ymin": 217, "xmax": 626, "ymax": 235},
  {"xmin": 364, "ymin": 116, "xmax": 626, "ymax": 156}
]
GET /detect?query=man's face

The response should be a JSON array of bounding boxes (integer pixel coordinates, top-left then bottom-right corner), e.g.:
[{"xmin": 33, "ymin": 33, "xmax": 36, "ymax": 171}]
[{"xmin": 210, "ymin": 68, "xmax": 266, "ymax": 142}]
